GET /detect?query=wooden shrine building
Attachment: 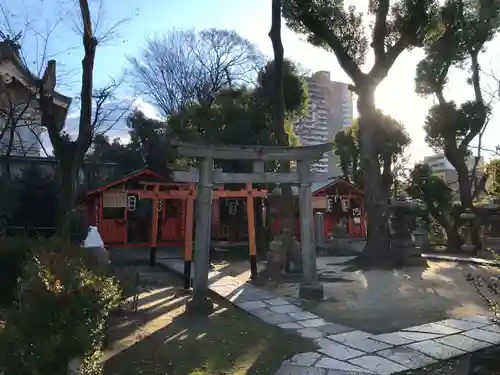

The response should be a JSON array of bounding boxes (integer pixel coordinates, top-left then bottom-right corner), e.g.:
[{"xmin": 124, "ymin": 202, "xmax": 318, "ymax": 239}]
[
  {"xmin": 271, "ymin": 178, "xmax": 366, "ymax": 239},
  {"xmin": 85, "ymin": 168, "xmax": 189, "ymax": 247},
  {"xmin": 85, "ymin": 168, "xmax": 267, "ymax": 249},
  {"xmin": 311, "ymin": 178, "xmax": 365, "ymax": 238}
]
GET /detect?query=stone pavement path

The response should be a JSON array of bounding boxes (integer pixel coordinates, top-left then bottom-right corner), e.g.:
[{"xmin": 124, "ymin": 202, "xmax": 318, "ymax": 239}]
[{"xmin": 159, "ymin": 258, "xmax": 500, "ymax": 375}]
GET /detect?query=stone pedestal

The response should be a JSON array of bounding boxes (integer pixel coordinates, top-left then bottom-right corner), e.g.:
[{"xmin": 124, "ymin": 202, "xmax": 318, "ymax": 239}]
[
  {"xmin": 460, "ymin": 208, "xmax": 476, "ymax": 254},
  {"xmin": 389, "ymin": 200, "xmax": 425, "ymax": 265},
  {"xmin": 297, "ymin": 160, "xmax": 323, "ymax": 300},
  {"xmin": 299, "ymin": 283, "xmax": 324, "ymax": 300},
  {"xmin": 186, "ymin": 296, "xmax": 215, "ymax": 315}
]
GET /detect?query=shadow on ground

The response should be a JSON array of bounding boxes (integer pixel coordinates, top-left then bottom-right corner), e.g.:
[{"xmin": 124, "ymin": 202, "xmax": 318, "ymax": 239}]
[
  {"xmin": 103, "ymin": 268, "xmax": 315, "ymax": 375},
  {"xmin": 260, "ymin": 258, "xmax": 495, "ymax": 334}
]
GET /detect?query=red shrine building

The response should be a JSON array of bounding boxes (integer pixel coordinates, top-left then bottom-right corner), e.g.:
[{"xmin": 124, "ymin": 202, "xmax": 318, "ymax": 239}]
[
  {"xmin": 311, "ymin": 178, "xmax": 365, "ymax": 238},
  {"xmin": 86, "ymin": 169, "xmax": 366, "ymax": 248},
  {"xmin": 271, "ymin": 178, "xmax": 366, "ymax": 240}
]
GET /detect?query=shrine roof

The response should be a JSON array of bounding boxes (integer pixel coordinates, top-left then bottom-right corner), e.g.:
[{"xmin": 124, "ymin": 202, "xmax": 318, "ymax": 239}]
[
  {"xmin": 86, "ymin": 167, "xmax": 169, "ymax": 196},
  {"xmin": 312, "ymin": 178, "xmax": 363, "ymax": 196}
]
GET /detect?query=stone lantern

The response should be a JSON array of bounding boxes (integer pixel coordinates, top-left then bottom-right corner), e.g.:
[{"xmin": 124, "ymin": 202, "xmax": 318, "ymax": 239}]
[
  {"xmin": 413, "ymin": 216, "xmax": 429, "ymax": 253},
  {"xmin": 460, "ymin": 208, "xmax": 476, "ymax": 253},
  {"xmin": 389, "ymin": 197, "xmax": 424, "ymax": 264}
]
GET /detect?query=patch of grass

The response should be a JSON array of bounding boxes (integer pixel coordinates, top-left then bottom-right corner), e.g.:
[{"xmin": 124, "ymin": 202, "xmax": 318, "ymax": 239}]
[{"xmin": 103, "ymin": 273, "xmax": 316, "ymax": 375}]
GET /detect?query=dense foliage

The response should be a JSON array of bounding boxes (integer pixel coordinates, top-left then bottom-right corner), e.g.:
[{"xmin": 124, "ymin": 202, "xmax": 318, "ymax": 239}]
[
  {"xmin": 282, "ymin": 0, "xmax": 440, "ymax": 261},
  {"xmin": 416, "ymin": 0, "xmax": 500, "ymax": 210},
  {"xmin": 0, "ymin": 237, "xmax": 121, "ymax": 375},
  {"xmin": 406, "ymin": 163, "xmax": 459, "ymax": 250},
  {"xmin": 333, "ymin": 111, "xmax": 410, "ymax": 192},
  {"xmin": 486, "ymin": 159, "xmax": 500, "ymax": 198},
  {"xmin": 167, "ymin": 59, "xmax": 308, "ymax": 149}
]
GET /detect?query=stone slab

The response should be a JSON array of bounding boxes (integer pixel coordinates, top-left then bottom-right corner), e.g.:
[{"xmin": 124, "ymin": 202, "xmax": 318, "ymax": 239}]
[
  {"xmin": 370, "ymin": 333, "xmax": 413, "ymax": 346},
  {"xmin": 403, "ymin": 322, "xmax": 461, "ymax": 335},
  {"xmin": 325, "ymin": 372, "xmax": 375, "ymax": 375},
  {"xmin": 209, "ymin": 277, "xmax": 239, "ymax": 287},
  {"xmin": 298, "ymin": 328, "xmax": 326, "ymax": 339},
  {"xmin": 327, "ymin": 331, "xmax": 372, "ymax": 344},
  {"xmin": 394, "ymin": 331, "xmax": 443, "ymax": 342},
  {"xmin": 335, "ymin": 337, "xmax": 392, "ymax": 353},
  {"xmin": 264, "ymin": 297, "xmax": 290, "ymax": 306},
  {"xmin": 228, "ymin": 285, "xmax": 275, "ymax": 302},
  {"xmin": 279, "ymin": 322, "xmax": 304, "ymax": 330},
  {"xmin": 299, "ymin": 318, "xmax": 328, "ymax": 328},
  {"xmin": 435, "ymin": 334, "xmax": 491, "ymax": 352},
  {"xmin": 289, "ymin": 311, "xmax": 319, "ymax": 321},
  {"xmin": 406, "ymin": 340, "xmax": 466, "ymax": 360},
  {"xmin": 276, "ymin": 363, "xmax": 327, "ymax": 375},
  {"xmin": 458, "ymin": 315, "xmax": 494, "ymax": 325},
  {"xmin": 291, "ymin": 352, "xmax": 322, "ymax": 367},
  {"xmin": 250, "ymin": 307, "xmax": 297, "ymax": 325},
  {"xmin": 377, "ymin": 347, "xmax": 437, "ymax": 369},
  {"xmin": 462, "ymin": 328, "xmax": 500, "ymax": 344},
  {"xmin": 315, "ymin": 338, "xmax": 366, "ymax": 360},
  {"xmin": 315, "ymin": 357, "xmax": 370, "ymax": 373},
  {"xmin": 238, "ymin": 300, "xmax": 268, "ymax": 311},
  {"xmin": 436, "ymin": 318, "xmax": 487, "ymax": 331},
  {"xmin": 260, "ymin": 312, "xmax": 298, "ymax": 325},
  {"xmin": 349, "ymin": 355, "xmax": 408, "ymax": 374},
  {"xmin": 480, "ymin": 324, "xmax": 500, "ymax": 333},
  {"xmin": 318, "ymin": 323, "xmax": 354, "ymax": 335},
  {"xmin": 210, "ymin": 285, "xmax": 238, "ymax": 297},
  {"xmin": 270, "ymin": 304, "xmax": 304, "ymax": 314}
]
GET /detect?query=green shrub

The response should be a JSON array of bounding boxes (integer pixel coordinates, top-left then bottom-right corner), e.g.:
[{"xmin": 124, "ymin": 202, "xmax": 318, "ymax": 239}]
[
  {"xmin": 0, "ymin": 237, "xmax": 121, "ymax": 375},
  {"xmin": 0, "ymin": 237, "xmax": 33, "ymax": 307}
]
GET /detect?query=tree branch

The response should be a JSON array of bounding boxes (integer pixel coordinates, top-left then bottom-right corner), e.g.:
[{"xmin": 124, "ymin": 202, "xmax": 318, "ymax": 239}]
[
  {"xmin": 296, "ymin": 9, "xmax": 364, "ymax": 85},
  {"xmin": 372, "ymin": 0, "xmax": 389, "ymax": 65},
  {"xmin": 75, "ymin": 0, "xmax": 98, "ymax": 155}
]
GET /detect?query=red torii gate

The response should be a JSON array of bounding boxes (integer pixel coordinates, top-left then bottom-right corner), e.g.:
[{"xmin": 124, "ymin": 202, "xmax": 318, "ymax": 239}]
[{"xmin": 140, "ymin": 181, "xmax": 266, "ymax": 288}]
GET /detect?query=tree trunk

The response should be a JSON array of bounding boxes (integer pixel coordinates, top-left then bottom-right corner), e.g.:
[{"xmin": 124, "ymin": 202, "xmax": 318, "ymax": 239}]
[
  {"xmin": 268, "ymin": 0, "xmax": 297, "ymax": 270},
  {"xmin": 57, "ymin": 155, "xmax": 80, "ymax": 235},
  {"xmin": 356, "ymin": 88, "xmax": 392, "ymax": 266}
]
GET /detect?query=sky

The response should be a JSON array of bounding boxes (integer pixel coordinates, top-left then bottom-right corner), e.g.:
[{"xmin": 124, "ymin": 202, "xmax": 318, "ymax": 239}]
[{"xmin": 3, "ymin": 0, "xmax": 500, "ymax": 161}]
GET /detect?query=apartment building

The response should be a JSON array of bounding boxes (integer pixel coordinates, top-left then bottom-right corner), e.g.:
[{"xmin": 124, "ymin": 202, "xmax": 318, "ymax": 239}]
[{"xmin": 295, "ymin": 71, "xmax": 353, "ymax": 177}]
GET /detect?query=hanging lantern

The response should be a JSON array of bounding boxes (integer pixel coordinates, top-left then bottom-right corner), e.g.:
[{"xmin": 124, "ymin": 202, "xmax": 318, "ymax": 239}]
[
  {"xmin": 341, "ymin": 197, "xmax": 349, "ymax": 212},
  {"xmin": 127, "ymin": 194, "xmax": 137, "ymax": 211}
]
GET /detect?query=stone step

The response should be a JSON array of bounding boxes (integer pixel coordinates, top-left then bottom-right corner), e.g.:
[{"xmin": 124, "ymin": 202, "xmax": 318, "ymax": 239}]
[{"xmin": 275, "ymin": 363, "xmax": 374, "ymax": 375}]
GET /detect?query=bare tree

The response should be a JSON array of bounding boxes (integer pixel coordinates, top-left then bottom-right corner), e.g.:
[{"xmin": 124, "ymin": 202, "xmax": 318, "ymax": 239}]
[
  {"xmin": 0, "ymin": 0, "xmax": 132, "ymax": 232},
  {"xmin": 38, "ymin": 0, "xmax": 130, "ymax": 232},
  {"xmin": 0, "ymin": 32, "xmax": 52, "ymax": 177},
  {"xmin": 129, "ymin": 28, "xmax": 265, "ymax": 116}
]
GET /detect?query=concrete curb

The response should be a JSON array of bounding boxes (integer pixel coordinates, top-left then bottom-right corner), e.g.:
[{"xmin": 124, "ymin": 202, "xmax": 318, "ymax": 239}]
[{"xmin": 422, "ymin": 253, "xmax": 500, "ymax": 267}]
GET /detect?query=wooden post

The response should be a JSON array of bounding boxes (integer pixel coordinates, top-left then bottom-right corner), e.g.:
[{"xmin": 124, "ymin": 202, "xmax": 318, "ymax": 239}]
[
  {"xmin": 149, "ymin": 184, "xmax": 159, "ymax": 267},
  {"xmin": 297, "ymin": 160, "xmax": 323, "ymax": 300},
  {"xmin": 246, "ymin": 183, "xmax": 258, "ymax": 279},
  {"xmin": 183, "ymin": 186, "xmax": 195, "ymax": 290},
  {"xmin": 187, "ymin": 157, "xmax": 215, "ymax": 314}
]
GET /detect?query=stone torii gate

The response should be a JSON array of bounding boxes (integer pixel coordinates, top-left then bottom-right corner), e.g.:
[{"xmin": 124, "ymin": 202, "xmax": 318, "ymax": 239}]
[{"xmin": 173, "ymin": 142, "xmax": 332, "ymax": 313}]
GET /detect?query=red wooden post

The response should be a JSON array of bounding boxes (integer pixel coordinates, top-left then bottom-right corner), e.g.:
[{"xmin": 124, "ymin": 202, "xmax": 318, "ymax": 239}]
[{"xmin": 149, "ymin": 184, "xmax": 160, "ymax": 266}]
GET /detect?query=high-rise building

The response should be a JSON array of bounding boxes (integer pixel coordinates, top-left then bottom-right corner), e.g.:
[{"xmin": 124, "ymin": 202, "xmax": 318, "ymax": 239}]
[{"xmin": 295, "ymin": 71, "xmax": 353, "ymax": 177}]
